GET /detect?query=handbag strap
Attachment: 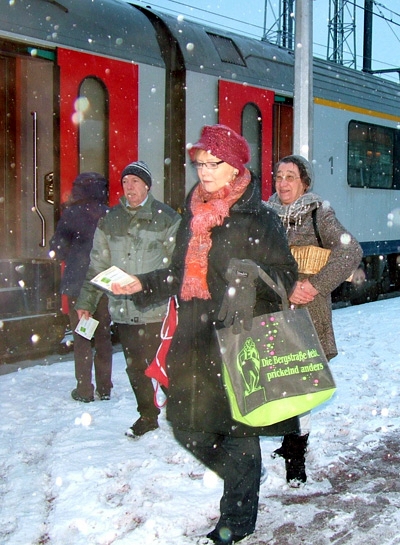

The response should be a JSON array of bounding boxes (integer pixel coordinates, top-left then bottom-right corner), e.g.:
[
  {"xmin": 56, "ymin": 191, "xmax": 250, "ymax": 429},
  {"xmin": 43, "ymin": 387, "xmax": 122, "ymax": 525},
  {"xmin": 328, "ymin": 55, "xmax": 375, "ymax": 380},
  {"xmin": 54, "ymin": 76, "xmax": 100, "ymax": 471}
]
[
  {"xmin": 312, "ymin": 208, "xmax": 323, "ymax": 248},
  {"xmin": 160, "ymin": 296, "xmax": 178, "ymax": 340},
  {"xmin": 257, "ymin": 267, "xmax": 289, "ymax": 310}
]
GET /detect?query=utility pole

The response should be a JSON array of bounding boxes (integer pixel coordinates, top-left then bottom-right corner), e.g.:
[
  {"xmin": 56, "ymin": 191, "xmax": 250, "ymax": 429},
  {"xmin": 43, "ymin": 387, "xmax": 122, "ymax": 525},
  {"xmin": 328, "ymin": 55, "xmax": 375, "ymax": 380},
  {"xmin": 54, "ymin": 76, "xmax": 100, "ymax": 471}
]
[
  {"xmin": 293, "ymin": 0, "xmax": 313, "ymax": 160},
  {"xmin": 263, "ymin": 0, "xmax": 313, "ymax": 159},
  {"xmin": 363, "ymin": 0, "xmax": 373, "ymax": 72}
]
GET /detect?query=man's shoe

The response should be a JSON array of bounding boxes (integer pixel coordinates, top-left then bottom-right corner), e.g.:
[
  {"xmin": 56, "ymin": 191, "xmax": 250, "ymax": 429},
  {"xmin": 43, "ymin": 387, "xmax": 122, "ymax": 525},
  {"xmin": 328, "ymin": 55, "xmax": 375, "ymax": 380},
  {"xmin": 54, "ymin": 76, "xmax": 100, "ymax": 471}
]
[
  {"xmin": 125, "ymin": 416, "xmax": 158, "ymax": 437},
  {"xmin": 71, "ymin": 388, "xmax": 94, "ymax": 403},
  {"xmin": 95, "ymin": 390, "xmax": 111, "ymax": 401}
]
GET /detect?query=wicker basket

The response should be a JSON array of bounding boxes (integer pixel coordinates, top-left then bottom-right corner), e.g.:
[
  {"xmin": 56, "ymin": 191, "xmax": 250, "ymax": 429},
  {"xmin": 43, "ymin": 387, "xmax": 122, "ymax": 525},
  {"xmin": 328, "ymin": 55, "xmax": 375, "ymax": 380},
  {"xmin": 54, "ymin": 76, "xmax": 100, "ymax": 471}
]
[{"xmin": 290, "ymin": 245, "xmax": 331, "ymax": 275}]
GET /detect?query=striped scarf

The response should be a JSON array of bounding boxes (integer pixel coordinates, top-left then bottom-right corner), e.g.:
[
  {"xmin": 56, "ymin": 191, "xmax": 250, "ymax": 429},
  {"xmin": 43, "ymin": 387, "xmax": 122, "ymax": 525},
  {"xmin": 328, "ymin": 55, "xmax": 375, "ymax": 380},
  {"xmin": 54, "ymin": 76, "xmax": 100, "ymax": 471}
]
[{"xmin": 267, "ymin": 191, "xmax": 322, "ymax": 231}]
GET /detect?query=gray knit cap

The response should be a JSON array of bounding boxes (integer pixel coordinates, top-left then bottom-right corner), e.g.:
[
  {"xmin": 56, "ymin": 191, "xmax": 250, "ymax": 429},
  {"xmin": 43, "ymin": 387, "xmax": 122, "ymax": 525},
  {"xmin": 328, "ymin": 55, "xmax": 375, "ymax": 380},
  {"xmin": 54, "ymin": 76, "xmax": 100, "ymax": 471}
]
[{"xmin": 121, "ymin": 160, "xmax": 152, "ymax": 188}]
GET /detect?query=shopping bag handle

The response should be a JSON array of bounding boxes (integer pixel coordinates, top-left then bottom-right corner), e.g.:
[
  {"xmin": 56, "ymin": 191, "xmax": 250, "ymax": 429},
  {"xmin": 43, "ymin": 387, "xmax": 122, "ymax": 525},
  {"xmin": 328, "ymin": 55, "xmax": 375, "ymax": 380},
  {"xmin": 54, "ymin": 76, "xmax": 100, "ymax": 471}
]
[{"xmin": 257, "ymin": 267, "xmax": 290, "ymax": 311}]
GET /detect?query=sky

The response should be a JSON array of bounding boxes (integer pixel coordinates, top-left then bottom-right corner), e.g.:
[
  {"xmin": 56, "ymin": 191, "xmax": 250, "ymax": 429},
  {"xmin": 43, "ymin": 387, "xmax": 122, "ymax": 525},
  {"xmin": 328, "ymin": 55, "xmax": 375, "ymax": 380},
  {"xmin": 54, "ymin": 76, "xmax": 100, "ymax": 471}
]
[
  {"xmin": 1, "ymin": 296, "xmax": 400, "ymax": 544},
  {"xmin": 130, "ymin": 0, "xmax": 400, "ymax": 83}
]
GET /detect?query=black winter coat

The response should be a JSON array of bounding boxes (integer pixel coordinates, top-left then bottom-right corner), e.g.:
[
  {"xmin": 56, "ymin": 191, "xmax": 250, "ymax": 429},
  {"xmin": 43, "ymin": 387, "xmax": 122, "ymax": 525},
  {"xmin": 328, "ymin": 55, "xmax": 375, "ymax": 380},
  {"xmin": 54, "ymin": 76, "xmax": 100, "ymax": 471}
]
[{"xmin": 136, "ymin": 175, "xmax": 300, "ymax": 437}]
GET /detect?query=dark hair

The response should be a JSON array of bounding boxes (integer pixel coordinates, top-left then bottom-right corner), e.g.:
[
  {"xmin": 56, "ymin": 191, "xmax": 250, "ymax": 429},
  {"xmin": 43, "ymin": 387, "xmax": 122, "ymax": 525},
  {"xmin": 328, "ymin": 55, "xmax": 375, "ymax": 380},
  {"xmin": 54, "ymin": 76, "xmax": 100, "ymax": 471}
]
[{"xmin": 275, "ymin": 155, "xmax": 313, "ymax": 187}]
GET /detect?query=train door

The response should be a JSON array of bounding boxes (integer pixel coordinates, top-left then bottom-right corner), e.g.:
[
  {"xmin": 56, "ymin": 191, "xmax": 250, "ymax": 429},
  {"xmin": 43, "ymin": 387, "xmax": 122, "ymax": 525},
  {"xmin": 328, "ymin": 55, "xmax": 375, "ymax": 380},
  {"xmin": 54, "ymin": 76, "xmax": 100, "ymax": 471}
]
[
  {"xmin": 273, "ymin": 100, "xmax": 293, "ymax": 167},
  {"xmin": 0, "ymin": 50, "xmax": 57, "ymax": 259},
  {"xmin": 218, "ymin": 80, "xmax": 274, "ymax": 199},
  {"xmin": 218, "ymin": 80, "xmax": 294, "ymax": 199},
  {"xmin": 57, "ymin": 48, "xmax": 139, "ymax": 207},
  {"xmin": 0, "ymin": 44, "xmax": 65, "ymax": 361}
]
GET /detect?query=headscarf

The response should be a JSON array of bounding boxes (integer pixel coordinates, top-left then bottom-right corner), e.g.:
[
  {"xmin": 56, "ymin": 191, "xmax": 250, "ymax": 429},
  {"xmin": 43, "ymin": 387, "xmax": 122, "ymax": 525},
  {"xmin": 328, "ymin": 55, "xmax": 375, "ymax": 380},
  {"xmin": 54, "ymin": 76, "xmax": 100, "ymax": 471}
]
[{"xmin": 67, "ymin": 172, "xmax": 108, "ymax": 206}]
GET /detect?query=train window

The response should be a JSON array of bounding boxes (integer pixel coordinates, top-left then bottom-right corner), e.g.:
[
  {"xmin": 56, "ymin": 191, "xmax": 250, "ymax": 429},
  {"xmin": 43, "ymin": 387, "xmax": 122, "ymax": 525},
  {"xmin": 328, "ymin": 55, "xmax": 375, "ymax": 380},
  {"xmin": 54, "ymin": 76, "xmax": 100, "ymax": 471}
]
[
  {"xmin": 207, "ymin": 33, "xmax": 246, "ymax": 66},
  {"xmin": 347, "ymin": 120, "xmax": 399, "ymax": 190},
  {"xmin": 78, "ymin": 77, "xmax": 109, "ymax": 176},
  {"xmin": 242, "ymin": 104, "xmax": 261, "ymax": 178}
]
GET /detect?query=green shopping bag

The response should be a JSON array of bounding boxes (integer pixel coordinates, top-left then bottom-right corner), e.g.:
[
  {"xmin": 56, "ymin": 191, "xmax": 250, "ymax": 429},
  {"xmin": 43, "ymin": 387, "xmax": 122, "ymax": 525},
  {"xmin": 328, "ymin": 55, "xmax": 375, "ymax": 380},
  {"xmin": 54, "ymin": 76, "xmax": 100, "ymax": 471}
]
[{"xmin": 216, "ymin": 270, "xmax": 336, "ymax": 427}]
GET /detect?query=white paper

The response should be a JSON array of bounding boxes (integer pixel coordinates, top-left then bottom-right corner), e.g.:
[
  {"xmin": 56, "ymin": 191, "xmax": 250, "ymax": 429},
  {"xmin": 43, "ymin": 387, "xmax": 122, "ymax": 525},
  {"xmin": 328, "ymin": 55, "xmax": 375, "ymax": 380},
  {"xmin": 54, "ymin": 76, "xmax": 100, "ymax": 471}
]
[
  {"xmin": 90, "ymin": 265, "xmax": 134, "ymax": 291},
  {"xmin": 75, "ymin": 316, "xmax": 99, "ymax": 340}
]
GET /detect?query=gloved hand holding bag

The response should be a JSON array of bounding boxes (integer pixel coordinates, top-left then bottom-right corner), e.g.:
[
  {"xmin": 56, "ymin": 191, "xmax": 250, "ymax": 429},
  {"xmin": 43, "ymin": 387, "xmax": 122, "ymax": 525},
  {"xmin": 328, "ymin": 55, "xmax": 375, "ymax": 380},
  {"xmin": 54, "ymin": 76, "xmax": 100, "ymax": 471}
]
[{"xmin": 218, "ymin": 258, "xmax": 259, "ymax": 334}]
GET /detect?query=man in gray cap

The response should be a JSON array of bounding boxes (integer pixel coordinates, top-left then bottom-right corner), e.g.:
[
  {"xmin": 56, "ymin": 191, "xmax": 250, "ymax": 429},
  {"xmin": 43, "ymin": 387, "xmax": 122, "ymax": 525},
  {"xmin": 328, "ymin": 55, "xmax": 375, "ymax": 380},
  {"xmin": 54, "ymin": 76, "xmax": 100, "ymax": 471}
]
[{"xmin": 76, "ymin": 161, "xmax": 181, "ymax": 437}]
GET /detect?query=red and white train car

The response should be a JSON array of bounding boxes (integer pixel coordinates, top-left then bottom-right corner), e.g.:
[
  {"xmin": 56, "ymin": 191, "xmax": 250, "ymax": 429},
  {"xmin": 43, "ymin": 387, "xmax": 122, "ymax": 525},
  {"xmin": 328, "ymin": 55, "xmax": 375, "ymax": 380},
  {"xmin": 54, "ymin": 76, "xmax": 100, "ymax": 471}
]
[{"xmin": 1, "ymin": 0, "xmax": 399, "ymax": 360}]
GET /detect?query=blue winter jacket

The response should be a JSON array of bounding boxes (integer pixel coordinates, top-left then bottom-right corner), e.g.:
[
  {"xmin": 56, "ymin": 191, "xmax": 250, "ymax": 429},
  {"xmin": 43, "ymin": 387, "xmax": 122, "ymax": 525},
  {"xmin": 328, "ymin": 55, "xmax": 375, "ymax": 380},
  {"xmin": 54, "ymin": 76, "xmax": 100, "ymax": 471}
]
[{"xmin": 50, "ymin": 173, "xmax": 109, "ymax": 298}]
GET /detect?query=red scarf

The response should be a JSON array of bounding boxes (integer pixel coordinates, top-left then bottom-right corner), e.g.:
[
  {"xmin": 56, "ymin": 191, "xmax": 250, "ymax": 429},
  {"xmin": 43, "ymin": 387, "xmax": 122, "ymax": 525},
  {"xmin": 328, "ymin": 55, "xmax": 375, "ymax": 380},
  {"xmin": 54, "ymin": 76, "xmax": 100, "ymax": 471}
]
[{"xmin": 180, "ymin": 169, "xmax": 251, "ymax": 300}]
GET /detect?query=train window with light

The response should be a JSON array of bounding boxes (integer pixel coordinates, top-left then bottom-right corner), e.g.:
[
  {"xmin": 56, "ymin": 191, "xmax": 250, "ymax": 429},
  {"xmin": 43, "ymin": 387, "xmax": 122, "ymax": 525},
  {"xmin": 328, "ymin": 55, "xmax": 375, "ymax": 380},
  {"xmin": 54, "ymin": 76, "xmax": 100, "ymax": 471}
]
[
  {"xmin": 242, "ymin": 103, "xmax": 261, "ymax": 178},
  {"xmin": 347, "ymin": 120, "xmax": 399, "ymax": 190},
  {"xmin": 78, "ymin": 77, "xmax": 109, "ymax": 176}
]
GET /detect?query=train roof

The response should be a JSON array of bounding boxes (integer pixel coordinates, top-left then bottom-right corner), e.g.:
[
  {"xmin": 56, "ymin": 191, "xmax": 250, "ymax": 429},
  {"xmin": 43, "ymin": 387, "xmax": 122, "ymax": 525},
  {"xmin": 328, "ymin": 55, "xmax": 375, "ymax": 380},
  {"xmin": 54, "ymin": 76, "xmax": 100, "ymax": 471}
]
[
  {"xmin": 145, "ymin": 7, "xmax": 295, "ymax": 93},
  {"xmin": 0, "ymin": 0, "xmax": 164, "ymax": 66},
  {"xmin": 144, "ymin": 6, "xmax": 400, "ymax": 118},
  {"xmin": 2, "ymin": 0, "xmax": 399, "ymax": 118},
  {"xmin": 313, "ymin": 58, "xmax": 400, "ymax": 119}
]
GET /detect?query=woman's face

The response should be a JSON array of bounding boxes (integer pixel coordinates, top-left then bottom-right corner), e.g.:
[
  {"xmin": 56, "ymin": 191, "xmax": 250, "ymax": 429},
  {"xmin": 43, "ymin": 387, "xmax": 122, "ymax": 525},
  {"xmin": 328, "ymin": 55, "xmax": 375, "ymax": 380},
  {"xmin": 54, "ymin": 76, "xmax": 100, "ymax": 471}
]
[
  {"xmin": 194, "ymin": 150, "xmax": 238, "ymax": 193},
  {"xmin": 275, "ymin": 162, "xmax": 307, "ymax": 205}
]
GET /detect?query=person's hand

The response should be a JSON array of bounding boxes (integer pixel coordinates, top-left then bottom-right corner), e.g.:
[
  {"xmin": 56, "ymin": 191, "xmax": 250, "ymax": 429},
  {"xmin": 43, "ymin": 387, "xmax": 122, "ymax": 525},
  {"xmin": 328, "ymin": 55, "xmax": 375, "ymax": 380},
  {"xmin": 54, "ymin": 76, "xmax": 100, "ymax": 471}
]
[
  {"xmin": 218, "ymin": 258, "xmax": 258, "ymax": 334},
  {"xmin": 110, "ymin": 276, "xmax": 142, "ymax": 295},
  {"xmin": 289, "ymin": 279, "xmax": 318, "ymax": 305},
  {"xmin": 76, "ymin": 309, "xmax": 92, "ymax": 320}
]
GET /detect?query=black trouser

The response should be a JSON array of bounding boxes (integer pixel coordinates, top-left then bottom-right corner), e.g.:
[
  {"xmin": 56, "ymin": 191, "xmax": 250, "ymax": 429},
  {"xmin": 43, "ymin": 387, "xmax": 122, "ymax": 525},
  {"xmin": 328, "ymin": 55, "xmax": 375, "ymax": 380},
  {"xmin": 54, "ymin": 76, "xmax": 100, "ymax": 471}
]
[
  {"xmin": 174, "ymin": 428, "xmax": 261, "ymax": 537},
  {"xmin": 68, "ymin": 293, "xmax": 113, "ymax": 398},
  {"xmin": 117, "ymin": 322, "xmax": 161, "ymax": 419}
]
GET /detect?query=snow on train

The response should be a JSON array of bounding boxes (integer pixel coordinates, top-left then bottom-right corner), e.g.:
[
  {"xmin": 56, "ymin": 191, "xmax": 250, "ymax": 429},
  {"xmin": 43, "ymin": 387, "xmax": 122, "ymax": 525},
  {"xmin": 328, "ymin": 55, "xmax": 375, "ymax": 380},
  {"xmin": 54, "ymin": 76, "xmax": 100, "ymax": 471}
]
[{"xmin": 1, "ymin": 0, "xmax": 399, "ymax": 361}]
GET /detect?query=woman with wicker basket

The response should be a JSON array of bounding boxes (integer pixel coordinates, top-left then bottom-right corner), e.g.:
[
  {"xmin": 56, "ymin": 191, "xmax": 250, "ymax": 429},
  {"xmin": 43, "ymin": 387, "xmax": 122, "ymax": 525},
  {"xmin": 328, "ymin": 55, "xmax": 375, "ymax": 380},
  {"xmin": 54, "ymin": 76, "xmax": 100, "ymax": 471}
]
[{"xmin": 267, "ymin": 155, "xmax": 363, "ymax": 487}]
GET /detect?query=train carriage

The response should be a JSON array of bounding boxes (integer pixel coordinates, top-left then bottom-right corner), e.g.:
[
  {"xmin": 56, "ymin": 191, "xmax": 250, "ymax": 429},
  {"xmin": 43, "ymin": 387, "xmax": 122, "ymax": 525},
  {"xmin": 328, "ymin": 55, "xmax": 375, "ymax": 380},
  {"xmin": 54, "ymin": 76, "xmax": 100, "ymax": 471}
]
[
  {"xmin": 0, "ymin": 0, "xmax": 399, "ymax": 361},
  {"xmin": 0, "ymin": 0, "xmax": 166, "ymax": 359}
]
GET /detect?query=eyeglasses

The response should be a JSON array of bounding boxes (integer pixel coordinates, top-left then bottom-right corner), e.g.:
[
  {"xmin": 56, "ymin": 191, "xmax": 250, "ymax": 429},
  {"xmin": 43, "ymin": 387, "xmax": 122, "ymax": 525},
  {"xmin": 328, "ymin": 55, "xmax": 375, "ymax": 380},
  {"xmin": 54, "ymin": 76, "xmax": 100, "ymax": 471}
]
[
  {"xmin": 192, "ymin": 161, "xmax": 225, "ymax": 170},
  {"xmin": 275, "ymin": 174, "xmax": 300, "ymax": 183}
]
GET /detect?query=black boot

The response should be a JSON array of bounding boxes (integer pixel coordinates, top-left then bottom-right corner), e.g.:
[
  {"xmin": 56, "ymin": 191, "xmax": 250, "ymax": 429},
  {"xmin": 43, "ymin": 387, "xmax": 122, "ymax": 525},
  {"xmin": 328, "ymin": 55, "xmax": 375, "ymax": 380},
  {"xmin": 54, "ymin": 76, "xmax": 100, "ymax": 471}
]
[
  {"xmin": 272, "ymin": 433, "xmax": 309, "ymax": 487},
  {"xmin": 125, "ymin": 416, "xmax": 159, "ymax": 438}
]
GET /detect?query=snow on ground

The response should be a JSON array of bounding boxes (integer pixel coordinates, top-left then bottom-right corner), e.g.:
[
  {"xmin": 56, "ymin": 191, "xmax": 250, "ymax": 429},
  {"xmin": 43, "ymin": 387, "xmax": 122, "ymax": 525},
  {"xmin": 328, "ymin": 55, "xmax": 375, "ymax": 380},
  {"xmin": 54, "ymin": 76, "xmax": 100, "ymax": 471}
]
[{"xmin": 0, "ymin": 297, "xmax": 400, "ymax": 545}]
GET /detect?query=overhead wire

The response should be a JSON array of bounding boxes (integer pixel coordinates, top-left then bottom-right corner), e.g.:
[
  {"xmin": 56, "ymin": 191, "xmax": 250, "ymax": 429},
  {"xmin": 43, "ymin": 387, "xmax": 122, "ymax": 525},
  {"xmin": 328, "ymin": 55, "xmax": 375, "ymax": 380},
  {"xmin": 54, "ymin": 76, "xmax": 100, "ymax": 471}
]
[
  {"xmin": 135, "ymin": 0, "xmax": 400, "ymax": 80},
  {"xmin": 137, "ymin": 0, "xmax": 400, "ymax": 35},
  {"xmin": 373, "ymin": 1, "xmax": 400, "ymax": 44},
  {"xmin": 135, "ymin": 0, "xmax": 264, "ymax": 39}
]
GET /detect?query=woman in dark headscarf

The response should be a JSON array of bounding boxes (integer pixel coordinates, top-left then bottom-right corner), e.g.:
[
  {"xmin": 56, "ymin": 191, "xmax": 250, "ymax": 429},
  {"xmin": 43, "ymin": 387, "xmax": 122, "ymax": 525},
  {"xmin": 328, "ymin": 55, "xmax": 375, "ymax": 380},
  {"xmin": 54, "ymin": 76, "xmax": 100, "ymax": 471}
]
[{"xmin": 50, "ymin": 172, "xmax": 113, "ymax": 402}]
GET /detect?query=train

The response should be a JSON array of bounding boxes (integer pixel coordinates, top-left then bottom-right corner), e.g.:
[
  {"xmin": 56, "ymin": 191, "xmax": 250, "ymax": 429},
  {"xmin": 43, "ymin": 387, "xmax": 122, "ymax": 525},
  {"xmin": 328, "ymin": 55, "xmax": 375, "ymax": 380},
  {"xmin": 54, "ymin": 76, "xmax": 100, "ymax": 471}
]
[{"xmin": 1, "ymin": 0, "xmax": 399, "ymax": 361}]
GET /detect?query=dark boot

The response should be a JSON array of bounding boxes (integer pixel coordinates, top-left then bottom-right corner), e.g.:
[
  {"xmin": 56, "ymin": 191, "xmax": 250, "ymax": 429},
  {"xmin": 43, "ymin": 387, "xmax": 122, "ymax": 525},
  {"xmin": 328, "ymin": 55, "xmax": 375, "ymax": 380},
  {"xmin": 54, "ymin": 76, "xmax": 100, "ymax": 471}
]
[
  {"xmin": 71, "ymin": 388, "xmax": 94, "ymax": 403},
  {"xmin": 206, "ymin": 528, "xmax": 250, "ymax": 544},
  {"xmin": 272, "ymin": 433, "xmax": 309, "ymax": 487},
  {"xmin": 125, "ymin": 416, "xmax": 159, "ymax": 438}
]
